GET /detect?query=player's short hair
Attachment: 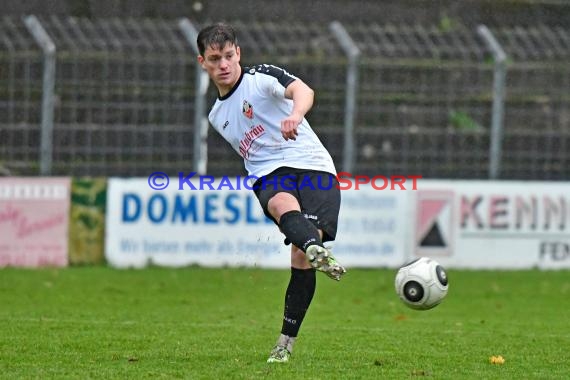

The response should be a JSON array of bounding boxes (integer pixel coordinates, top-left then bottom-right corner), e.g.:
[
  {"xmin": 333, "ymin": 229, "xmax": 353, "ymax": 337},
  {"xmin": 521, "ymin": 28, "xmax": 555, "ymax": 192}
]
[{"xmin": 197, "ymin": 23, "xmax": 238, "ymax": 56}]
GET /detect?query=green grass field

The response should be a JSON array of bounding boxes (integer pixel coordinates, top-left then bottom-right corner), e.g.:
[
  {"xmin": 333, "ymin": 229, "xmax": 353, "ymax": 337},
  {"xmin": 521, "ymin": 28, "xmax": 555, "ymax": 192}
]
[{"xmin": 1, "ymin": 266, "xmax": 569, "ymax": 379}]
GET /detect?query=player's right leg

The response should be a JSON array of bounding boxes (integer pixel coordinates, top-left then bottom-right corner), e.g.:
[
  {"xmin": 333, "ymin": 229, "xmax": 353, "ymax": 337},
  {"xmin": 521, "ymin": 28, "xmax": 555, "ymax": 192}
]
[
  {"xmin": 305, "ymin": 244, "xmax": 346, "ymax": 281},
  {"xmin": 268, "ymin": 192, "xmax": 346, "ymax": 281}
]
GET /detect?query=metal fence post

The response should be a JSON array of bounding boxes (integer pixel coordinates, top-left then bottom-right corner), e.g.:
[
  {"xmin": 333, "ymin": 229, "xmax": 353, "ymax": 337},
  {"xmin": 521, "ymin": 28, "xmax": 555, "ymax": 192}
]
[
  {"xmin": 330, "ymin": 21, "xmax": 360, "ymax": 174},
  {"xmin": 24, "ymin": 15, "xmax": 56, "ymax": 176},
  {"xmin": 477, "ymin": 25, "xmax": 507, "ymax": 180},
  {"xmin": 178, "ymin": 18, "xmax": 210, "ymax": 175}
]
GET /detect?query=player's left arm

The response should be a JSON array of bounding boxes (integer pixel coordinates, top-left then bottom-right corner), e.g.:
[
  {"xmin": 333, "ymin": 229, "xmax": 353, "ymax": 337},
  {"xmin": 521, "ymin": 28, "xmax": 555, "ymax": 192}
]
[{"xmin": 281, "ymin": 79, "xmax": 314, "ymax": 141}]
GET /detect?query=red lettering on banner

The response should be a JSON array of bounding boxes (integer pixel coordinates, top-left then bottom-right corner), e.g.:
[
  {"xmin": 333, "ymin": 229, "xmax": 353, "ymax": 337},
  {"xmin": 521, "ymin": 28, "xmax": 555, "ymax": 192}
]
[
  {"xmin": 0, "ymin": 204, "xmax": 65, "ymax": 238},
  {"xmin": 0, "ymin": 177, "xmax": 70, "ymax": 268},
  {"xmin": 460, "ymin": 195, "xmax": 484, "ymax": 228},
  {"xmin": 460, "ymin": 194, "xmax": 568, "ymax": 231},
  {"xmin": 0, "ymin": 203, "xmax": 20, "ymax": 224},
  {"xmin": 488, "ymin": 196, "xmax": 509, "ymax": 229},
  {"xmin": 16, "ymin": 213, "xmax": 65, "ymax": 238}
]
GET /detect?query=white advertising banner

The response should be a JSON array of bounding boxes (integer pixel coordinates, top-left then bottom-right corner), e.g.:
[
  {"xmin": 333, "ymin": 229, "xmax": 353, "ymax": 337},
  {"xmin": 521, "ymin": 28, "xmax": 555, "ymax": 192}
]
[
  {"xmin": 104, "ymin": 178, "xmax": 408, "ymax": 268},
  {"xmin": 411, "ymin": 180, "xmax": 570, "ymax": 269},
  {"xmin": 0, "ymin": 177, "xmax": 71, "ymax": 267},
  {"xmin": 334, "ymin": 187, "xmax": 409, "ymax": 268},
  {"xmin": 105, "ymin": 178, "xmax": 287, "ymax": 268}
]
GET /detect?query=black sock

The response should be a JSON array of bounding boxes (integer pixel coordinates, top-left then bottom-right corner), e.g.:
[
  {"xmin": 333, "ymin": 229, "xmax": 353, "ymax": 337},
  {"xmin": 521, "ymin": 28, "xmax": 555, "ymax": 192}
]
[
  {"xmin": 279, "ymin": 210, "xmax": 322, "ymax": 252},
  {"xmin": 281, "ymin": 267, "xmax": 316, "ymax": 338}
]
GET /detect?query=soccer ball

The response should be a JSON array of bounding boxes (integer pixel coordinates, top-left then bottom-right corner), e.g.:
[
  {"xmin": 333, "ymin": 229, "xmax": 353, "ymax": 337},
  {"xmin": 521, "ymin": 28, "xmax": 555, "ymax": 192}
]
[{"xmin": 395, "ymin": 257, "xmax": 448, "ymax": 310}]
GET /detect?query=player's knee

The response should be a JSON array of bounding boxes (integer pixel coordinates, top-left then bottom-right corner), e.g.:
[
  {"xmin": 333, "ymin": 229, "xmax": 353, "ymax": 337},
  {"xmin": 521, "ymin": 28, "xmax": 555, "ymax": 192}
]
[{"xmin": 267, "ymin": 192, "xmax": 300, "ymax": 221}]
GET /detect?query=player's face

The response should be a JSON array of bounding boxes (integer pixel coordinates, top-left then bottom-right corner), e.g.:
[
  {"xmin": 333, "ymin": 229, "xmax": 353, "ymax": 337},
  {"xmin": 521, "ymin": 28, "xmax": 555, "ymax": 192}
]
[{"xmin": 199, "ymin": 43, "xmax": 241, "ymax": 95}]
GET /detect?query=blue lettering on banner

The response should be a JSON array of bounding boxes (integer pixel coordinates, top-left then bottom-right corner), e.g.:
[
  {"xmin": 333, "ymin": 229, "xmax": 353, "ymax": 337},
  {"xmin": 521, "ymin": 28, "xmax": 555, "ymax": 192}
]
[
  {"xmin": 184, "ymin": 240, "xmax": 214, "ymax": 253},
  {"xmin": 172, "ymin": 195, "xmax": 198, "ymax": 223},
  {"xmin": 121, "ymin": 239, "xmax": 139, "ymax": 252},
  {"xmin": 121, "ymin": 192, "xmax": 272, "ymax": 225},
  {"xmin": 148, "ymin": 194, "xmax": 168, "ymax": 222},
  {"xmin": 237, "ymin": 239, "xmax": 282, "ymax": 255},
  {"xmin": 217, "ymin": 239, "xmax": 235, "ymax": 254},
  {"xmin": 144, "ymin": 239, "xmax": 179, "ymax": 253},
  {"xmin": 246, "ymin": 196, "xmax": 263, "ymax": 223},
  {"xmin": 224, "ymin": 194, "xmax": 240, "ymax": 224},
  {"xmin": 204, "ymin": 194, "xmax": 218, "ymax": 224},
  {"xmin": 122, "ymin": 193, "xmax": 142, "ymax": 222}
]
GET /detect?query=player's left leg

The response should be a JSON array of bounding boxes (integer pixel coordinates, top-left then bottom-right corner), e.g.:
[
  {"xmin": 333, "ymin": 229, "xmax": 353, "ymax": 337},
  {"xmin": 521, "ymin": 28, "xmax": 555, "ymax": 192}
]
[
  {"xmin": 263, "ymin": 169, "xmax": 346, "ymax": 363},
  {"xmin": 267, "ymin": 245, "xmax": 315, "ymax": 363}
]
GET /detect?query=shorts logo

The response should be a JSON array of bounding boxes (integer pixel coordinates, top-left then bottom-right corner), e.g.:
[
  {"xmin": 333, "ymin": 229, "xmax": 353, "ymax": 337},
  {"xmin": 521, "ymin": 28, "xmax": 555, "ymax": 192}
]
[
  {"xmin": 242, "ymin": 100, "xmax": 254, "ymax": 119},
  {"xmin": 303, "ymin": 213, "xmax": 318, "ymax": 221},
  {"xmin": 415, "ymin": 190, "xmax": 454, "ymax": 257}
]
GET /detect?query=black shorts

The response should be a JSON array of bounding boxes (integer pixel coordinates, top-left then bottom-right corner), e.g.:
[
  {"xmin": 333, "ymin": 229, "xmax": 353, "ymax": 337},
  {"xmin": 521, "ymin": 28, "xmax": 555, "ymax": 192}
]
[{"xmin": 253, "ymin": 167, "xmax": 341, "ymax": 243}]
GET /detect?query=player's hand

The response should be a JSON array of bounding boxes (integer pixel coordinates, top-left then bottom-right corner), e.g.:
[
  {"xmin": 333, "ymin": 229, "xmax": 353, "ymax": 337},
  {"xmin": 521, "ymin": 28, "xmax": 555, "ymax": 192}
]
[{"xmin": 281, "ymin": 115, "xmax": 301, "ymax": 141}]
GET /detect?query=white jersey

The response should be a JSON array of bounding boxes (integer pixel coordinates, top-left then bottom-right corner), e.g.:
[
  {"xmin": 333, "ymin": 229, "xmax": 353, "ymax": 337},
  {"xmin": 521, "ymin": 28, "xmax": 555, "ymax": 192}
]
[{"xmin": 208, "ymin": 64, "xmax": 337, "ymax": 179}]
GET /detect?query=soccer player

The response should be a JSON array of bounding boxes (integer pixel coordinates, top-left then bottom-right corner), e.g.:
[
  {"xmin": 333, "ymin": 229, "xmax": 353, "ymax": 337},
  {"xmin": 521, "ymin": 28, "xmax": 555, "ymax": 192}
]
[{"xmin": 197, "ymin": 23, "xmax": 346, "ymax": 363}]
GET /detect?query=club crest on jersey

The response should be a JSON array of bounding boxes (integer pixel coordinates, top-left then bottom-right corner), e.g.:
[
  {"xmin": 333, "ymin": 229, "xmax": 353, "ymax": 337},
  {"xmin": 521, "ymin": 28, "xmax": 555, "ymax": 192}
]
[{"xmin": 242, "ymin": 100, "xmax": 254, "ymax": 119}]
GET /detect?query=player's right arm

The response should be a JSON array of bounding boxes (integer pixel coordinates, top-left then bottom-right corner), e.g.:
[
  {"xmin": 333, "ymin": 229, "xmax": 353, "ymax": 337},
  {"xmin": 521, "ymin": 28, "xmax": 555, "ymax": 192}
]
[{"xmin": 281, "ymin": 79, "xmax": 314, "ymax": 141}]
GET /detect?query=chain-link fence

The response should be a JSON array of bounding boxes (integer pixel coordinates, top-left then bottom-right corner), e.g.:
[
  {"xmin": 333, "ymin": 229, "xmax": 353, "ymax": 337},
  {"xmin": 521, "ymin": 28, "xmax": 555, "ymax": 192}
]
[
  {"xmin": 1, "ymin": 16, "xmax": 196, "ymax": 176},
  {"xmin": 1, "ymin": 17, "xmax": 569, "ymax": 179}
]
